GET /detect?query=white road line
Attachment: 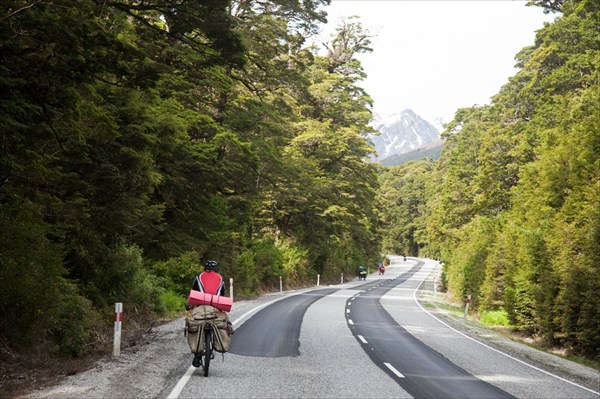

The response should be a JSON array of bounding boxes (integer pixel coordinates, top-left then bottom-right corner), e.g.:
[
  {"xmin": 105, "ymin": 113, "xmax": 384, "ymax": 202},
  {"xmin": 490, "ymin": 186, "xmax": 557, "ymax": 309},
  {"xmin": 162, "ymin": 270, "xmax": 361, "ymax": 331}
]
[
  {"xmin": 384, "ymin": 362, "xmax": 405, "ymax": 378},
  {"xmin": 167, "ymin": 366, "xmax": 195, "ymax": 399},
  {"xmin": 413, "ymin": 269, "xmax": 600, "ymax": 396},
  {"xmin": 346, "ymin": 308, "xmax": 350, "ymax": 314},
  {"xmin": 167, "ymin": 295, "xmax": 291, "ymax": 398},
  {"xmin": 357, "ymin": 335, "xmax": 368, "ymax": 344},
  {"xmin": 348, "ymin": 319, "xmax": 354, "ymax": 325}
]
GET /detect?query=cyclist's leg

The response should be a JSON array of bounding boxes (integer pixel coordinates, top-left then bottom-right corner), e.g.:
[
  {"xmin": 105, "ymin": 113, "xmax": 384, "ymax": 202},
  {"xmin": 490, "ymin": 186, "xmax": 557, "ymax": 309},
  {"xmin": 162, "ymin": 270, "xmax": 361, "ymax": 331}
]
[{"xmin": 192, "ymin": 327, "xmax": 203, "ymax": 368}]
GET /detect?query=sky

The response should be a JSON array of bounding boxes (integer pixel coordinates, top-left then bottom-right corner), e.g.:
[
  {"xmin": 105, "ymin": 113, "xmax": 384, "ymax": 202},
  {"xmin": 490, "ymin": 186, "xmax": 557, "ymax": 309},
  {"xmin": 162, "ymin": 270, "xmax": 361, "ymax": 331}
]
[{"xmin": 317, "ymin": 1, "xmax": 558, "ymax": 127}]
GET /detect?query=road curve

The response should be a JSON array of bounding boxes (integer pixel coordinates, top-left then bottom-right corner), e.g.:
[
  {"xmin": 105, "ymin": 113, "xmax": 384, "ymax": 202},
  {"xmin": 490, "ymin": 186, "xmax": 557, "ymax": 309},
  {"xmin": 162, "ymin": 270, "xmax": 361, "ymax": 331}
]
[
  {"xmin": 229, "ymin": 288, "xmax": 338, "ymax": 357},
  {"xmin": 347, "ymin": 262, "xmax": 513, "ymax": 398}
]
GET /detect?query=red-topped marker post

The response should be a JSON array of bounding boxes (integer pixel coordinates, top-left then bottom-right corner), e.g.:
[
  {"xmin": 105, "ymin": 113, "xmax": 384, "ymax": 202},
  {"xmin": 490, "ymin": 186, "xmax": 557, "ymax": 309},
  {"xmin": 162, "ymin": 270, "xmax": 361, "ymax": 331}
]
[{"xmin": 113, "ymin": 302, "xmax": 123, "ymax": 357}]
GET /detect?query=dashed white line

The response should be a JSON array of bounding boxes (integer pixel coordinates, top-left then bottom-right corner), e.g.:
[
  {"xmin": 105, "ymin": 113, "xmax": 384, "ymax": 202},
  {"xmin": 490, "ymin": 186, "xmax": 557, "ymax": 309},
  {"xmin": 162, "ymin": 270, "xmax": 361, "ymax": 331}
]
[
  {"xmin": 384, "ymin": 362, "xmax": 405, "ymax": 378},
  {"xmin": 357, "ymin": 335, "xmax": 368, "ymax": 344},
  {"xmin": 348, "ymin": 319, "xmax": 354, "ymax": 325}
]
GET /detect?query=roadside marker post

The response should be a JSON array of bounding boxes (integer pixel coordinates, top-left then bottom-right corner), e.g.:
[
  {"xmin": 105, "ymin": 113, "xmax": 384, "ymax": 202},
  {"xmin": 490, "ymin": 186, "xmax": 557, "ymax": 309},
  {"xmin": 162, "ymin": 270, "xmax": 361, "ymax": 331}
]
[
  {"xmin": 341, "ymin": 273, "xmax": 344, "ymax": 284},
  {"xmin": 464, "ymin": 295, "xmax": 472, "ymax": 320},
  {"xmin": 279, "ymin": 276, "xmax": 283, "ymax": 292},
  {"xmin": 317, "ymin": 274, "xmax": 320, "ymax": 287},
  {"xmin": 230, "ymin": 278, "xmax": 234, "ymax": 301},
  {"xmin": 113, "ymin": 302, "xmax": 123, "ymax": 357}
]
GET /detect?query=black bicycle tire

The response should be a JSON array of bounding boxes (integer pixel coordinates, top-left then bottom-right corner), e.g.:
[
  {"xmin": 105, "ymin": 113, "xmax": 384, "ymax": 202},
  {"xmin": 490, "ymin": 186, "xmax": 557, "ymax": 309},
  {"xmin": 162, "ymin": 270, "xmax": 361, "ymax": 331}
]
[{"xmin": 203, "ymin": 326, "xmax": 212, "ymax": 377}]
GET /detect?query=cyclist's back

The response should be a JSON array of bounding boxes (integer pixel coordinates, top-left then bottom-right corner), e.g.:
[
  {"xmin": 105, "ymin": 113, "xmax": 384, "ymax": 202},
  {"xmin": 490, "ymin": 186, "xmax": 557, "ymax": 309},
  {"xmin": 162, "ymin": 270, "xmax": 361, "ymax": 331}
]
[{"xmin": 193, "ymin": 262, "xmax": 225, "ymax": 296}]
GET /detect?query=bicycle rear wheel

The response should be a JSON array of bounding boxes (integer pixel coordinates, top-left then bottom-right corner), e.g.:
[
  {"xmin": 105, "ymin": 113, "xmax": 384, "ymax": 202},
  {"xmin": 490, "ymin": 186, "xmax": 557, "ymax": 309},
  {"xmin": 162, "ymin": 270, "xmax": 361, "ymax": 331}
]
[{"xmin": 202, "ymin": 326, "xmax": 213, "ymax": 377}]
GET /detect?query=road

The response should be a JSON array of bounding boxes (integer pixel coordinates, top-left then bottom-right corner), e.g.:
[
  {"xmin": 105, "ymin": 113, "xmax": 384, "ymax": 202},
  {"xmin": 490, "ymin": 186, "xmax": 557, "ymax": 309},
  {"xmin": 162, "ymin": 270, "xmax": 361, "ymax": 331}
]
[
  {"xmin": 25, "ymin": 256, "xmax": 599, "ymax": 399},
  {"xmin": 163, "ymin": 256, "xmax": 599, "ymax": 399}
]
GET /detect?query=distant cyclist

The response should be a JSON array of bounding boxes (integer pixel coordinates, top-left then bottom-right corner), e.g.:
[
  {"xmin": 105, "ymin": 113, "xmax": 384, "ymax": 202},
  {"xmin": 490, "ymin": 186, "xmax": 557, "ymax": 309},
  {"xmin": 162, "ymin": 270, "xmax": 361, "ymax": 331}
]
[{"xmin": 358, "ymin": 265, "xmax": 367, "ymax": 281}]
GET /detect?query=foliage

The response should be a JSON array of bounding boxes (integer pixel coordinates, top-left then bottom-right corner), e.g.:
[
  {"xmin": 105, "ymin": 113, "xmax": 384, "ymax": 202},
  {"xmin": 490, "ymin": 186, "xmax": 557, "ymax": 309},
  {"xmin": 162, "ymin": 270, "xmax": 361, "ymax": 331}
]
[
  {"xmin": 159, "ymin": 290, "xmax": 187, "ymax": 317},
  {"xmin": 378, "ymin": 0, "xmax": 600, "ymax": 360},
  {"xmin": 0, "ymin": 0, "xmax": 378, "ymax": 359},
  {"xmin": 47, "ymin": 283, "xmax": 94, "ymax": 358},
  {"xmin": 479, "ymin": 310, "xmax": 510, "ymax": 327},
  {"xmin": 378, "ymin": 161, "xmax": 433, "ymax": 256},
  {"xmin": 151, "ymin": 252, "xmax": 201, "ymax": 296}
]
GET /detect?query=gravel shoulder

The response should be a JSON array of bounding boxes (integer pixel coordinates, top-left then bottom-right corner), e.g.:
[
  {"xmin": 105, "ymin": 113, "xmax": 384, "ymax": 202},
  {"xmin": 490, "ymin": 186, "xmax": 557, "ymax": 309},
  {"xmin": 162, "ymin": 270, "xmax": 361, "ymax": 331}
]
[{"xmin": 16, "ymin": 293, "xmax": 292, "ymax": 399}]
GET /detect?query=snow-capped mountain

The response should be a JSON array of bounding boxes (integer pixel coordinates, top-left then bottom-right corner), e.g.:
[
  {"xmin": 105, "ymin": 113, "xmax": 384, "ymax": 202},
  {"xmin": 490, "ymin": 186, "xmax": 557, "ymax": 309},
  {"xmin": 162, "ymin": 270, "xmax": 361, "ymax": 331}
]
[{"xmin": 369, "ymin": 109, "xmax": 440, "ymax": 162}]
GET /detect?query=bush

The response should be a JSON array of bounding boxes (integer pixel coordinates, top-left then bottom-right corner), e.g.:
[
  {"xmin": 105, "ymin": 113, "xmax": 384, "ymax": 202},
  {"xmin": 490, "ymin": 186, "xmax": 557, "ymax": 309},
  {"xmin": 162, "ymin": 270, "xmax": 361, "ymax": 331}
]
[
  {"xmin": 160, "ymin": 289, "xmax": 186, "ymax": 316},
  {"xmin": 252, "ymin": 239, "xmax": 283, "ymax": 288},
  {"xmin": 479, "ymin": 309, "xmax": 510, "ymax": 327},
  {"xmin": 279, "ymin": 241, "xmax": 310, "ymax": 285},
  {"xmin": 232, "ymin": 250, "xmax": 259, "ymax": 295},
  {"xmin": 48, "ymin": 282, "xmax": 94, "ymax": 358},
  {"xmin": 151, "ymin": 251, "xmax": 200, "ymax": 295}
]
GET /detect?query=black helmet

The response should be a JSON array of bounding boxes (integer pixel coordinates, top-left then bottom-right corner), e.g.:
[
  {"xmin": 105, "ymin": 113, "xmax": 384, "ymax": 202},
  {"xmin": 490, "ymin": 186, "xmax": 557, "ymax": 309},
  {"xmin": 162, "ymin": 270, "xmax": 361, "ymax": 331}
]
[{"xmin": 204, "ymin": 260, "xmax": 219, "ymax": 272}]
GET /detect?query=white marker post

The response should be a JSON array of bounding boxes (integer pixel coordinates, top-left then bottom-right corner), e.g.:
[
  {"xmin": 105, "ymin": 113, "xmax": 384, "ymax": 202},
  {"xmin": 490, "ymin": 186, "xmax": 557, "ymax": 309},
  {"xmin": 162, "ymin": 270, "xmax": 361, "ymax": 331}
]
[
  {"xmin": 279, "ymin": 276, "xmax": 283, "ymax": 292},
  {"xmin": 229, "ymin": 278, "xmax": 234, "ymax": 301},
  {"xmin": 341, "ymin": 273, "xmax": 344, "ymax": 284},
  {"xmin": 317, "ymin": 274, "xmax": 320, "ymax": 287},
  {"xmin": 113, "ymin": 302, "xmax": 123, "ymax": 357},
  {"xmin": 464, "ymin": 295, "xmax": 471, "ymax": 320}
]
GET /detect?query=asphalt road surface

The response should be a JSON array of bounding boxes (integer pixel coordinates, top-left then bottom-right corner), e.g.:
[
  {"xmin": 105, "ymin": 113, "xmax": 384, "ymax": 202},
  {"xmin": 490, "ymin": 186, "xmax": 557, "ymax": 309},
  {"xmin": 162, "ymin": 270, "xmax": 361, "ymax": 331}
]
[
  {"xmin": 347, "ymin": 262, "xmax": 512, "ymax": 398},
  {"xmin": 161, "ymin": 256, "xmax": 598, "ymax": 399}
]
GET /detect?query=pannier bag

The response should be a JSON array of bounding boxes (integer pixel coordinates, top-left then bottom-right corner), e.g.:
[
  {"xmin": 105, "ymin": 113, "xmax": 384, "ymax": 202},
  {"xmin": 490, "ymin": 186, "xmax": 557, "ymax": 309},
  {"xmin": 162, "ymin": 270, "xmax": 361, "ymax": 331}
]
[
  {"xmin": 213, "ymin": 327, "xmax": 231, "ymax": 353},
  {"xmin": 185, "ymin": 305, "xmax": 231, "ymax": 353},
  {"xmin": 186, "ymin": 318, "xmax": 205, "ymax": 353}
]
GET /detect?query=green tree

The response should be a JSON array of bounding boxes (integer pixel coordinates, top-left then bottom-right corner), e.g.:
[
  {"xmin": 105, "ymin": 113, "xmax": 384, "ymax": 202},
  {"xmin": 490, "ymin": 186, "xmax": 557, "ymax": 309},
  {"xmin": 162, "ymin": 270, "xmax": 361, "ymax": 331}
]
[{"xmin": 379, "ymin": 160, "xmax": 433, "ymax": 256}]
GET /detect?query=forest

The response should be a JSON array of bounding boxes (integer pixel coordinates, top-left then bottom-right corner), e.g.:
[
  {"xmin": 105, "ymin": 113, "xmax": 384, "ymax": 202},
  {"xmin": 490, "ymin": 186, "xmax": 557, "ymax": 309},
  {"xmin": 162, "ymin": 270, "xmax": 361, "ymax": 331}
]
[
  {"xmin": 380, "ymin": 0, "xmax": 599, "ymax": 362},
  {"xmin": 1, "ymin": 0, "xmax": 598, "ymax": 365}
]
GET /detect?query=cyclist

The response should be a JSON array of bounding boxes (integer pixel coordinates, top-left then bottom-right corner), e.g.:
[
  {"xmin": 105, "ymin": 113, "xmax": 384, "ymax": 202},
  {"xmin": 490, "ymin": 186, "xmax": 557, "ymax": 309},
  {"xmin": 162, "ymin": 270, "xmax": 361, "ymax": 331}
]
[
  {"xmin": 189, "ymin": 260, "xmax": 233, "ymax": 367},
  {"xmin": 358, "ymin": 265, "xmax": 367, "ymax": 281}
]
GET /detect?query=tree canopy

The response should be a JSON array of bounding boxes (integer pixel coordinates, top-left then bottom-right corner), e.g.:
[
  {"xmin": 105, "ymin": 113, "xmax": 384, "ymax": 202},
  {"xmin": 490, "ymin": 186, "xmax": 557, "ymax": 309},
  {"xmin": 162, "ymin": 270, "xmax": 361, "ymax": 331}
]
[
  {"xmin": 378, "ymin": 0, "xmax": 599, "ymax": 361},
  {"xmin": 1, "ymin": 0, "xmax": 380, "ymax": 357}
]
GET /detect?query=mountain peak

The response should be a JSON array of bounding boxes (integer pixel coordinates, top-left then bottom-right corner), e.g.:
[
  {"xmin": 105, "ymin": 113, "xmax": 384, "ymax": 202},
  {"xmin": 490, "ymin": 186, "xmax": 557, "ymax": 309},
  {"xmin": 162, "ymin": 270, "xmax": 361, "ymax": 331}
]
[
  {"xmin": 373, "ymin": 109, "xmax": 416, "ymax": 128},
  {"xmin": 369, "ymin": 110, "xmax": 440, "ymax": 162}
]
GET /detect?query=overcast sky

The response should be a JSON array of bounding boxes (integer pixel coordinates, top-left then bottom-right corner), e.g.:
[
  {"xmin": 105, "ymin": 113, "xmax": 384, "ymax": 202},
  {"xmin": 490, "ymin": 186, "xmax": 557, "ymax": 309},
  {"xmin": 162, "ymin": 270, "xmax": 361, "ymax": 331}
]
[{"xmin": 317, "ymin": 1, "xmax": 558, "ymax": 127}]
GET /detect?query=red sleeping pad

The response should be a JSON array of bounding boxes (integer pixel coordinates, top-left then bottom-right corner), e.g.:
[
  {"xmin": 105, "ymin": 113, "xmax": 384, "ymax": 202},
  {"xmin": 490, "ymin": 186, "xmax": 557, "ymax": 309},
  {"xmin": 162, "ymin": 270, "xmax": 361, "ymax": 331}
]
[{"xmin": 187, "ymin": 290, "xmax": 233, "ymax": 312}]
